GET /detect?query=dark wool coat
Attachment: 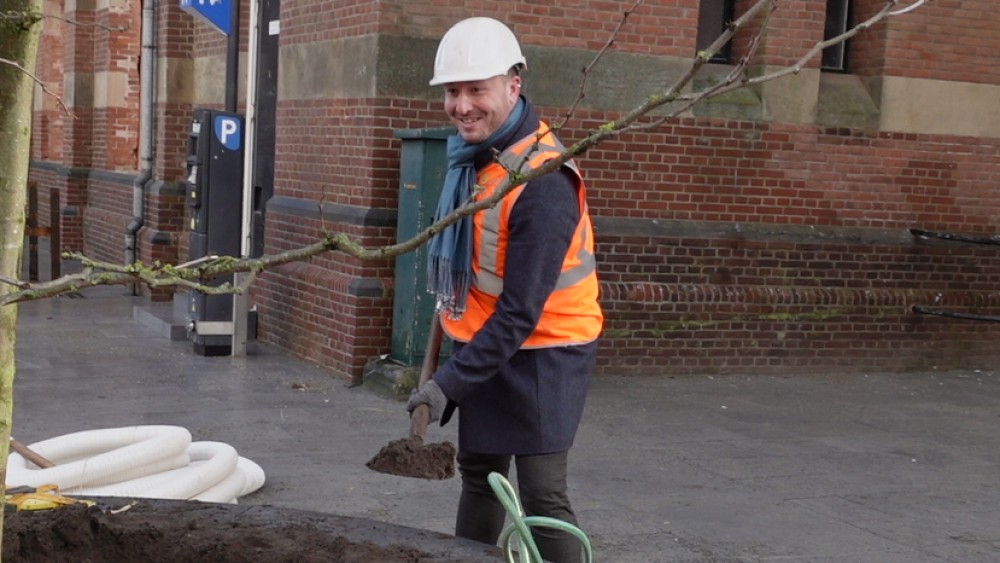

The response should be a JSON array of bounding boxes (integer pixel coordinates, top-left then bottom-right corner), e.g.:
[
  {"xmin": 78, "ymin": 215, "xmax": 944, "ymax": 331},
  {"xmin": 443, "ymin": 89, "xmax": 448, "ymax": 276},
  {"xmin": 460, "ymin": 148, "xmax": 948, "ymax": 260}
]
[{"xmin": 432, "ymin": 99, "xmax": 600, "ymax": 455}]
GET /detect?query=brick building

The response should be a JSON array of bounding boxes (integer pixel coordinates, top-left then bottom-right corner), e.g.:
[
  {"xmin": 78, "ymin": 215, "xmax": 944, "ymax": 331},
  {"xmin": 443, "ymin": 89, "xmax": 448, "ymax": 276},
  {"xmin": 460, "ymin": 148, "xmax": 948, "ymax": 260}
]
[{"xmin": 29, "ymin": 0, "xmax": 1000, "ymax": 380}]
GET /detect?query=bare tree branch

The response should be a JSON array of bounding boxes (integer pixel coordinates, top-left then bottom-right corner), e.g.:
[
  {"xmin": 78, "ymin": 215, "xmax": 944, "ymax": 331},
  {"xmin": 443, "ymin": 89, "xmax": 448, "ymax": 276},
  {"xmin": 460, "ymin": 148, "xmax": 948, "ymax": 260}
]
[
  {"xmin": 2, "ymin": 7, "xmax": 124, "ymax": 114},
  {"xmin": 43, "ymin": 13, "xmax": 129, "ymax": 32},
  {"xmin": 889, "ymin": 0, "xmax": 927, "ymax": 16},
  {"xmin": 1, "ymin": 9, "xmax": 129, "ymax": 31},
  {"xmin": 0, "ymin": 55, "xmax": 70, "ymax": 115},
  {"xmin": 679, "ymin": 0, "xmax": 928, "ymax": 100},
  {"xmin": 553, "ymin": 0, "xmax": 645, "ymax": 132},
  {"xmin": 2, "ymin": 0, "xmax": 929, "ymax": 306},
  {"xmin": 637, "ymin": 1, "xmax": 776, "ymax": 131}
]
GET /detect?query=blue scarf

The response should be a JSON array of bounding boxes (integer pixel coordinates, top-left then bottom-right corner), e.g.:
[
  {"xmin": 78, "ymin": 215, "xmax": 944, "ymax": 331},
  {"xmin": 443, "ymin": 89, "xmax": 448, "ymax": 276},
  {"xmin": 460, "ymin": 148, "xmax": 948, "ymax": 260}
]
[{"xmin": 428, "ymin": 98, "xmax": 525, "ymax": 318}]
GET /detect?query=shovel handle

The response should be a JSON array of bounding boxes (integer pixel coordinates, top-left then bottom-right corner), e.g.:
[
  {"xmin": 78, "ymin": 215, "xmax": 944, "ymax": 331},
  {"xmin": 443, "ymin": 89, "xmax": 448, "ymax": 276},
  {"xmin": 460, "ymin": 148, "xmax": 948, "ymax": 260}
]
[
  {"xmin": 409, "ymin": 316, "xmax": 444, "ymax": 441},
  {"xmin": 10, "ymin": 437, "xmax": 55, "ymax": 469},
  {"xmin": 409, "ymin": 405, "xmax": 432, "ymax": 442}
]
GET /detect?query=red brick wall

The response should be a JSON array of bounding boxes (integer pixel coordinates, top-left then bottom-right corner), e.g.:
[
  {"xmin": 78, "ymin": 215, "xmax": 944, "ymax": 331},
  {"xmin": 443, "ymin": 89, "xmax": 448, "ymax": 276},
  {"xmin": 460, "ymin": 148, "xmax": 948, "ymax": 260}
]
[
  {"xmin": 599, "ymin": 274, "xmax": 1000, "ymax": 374},
  {"xmin": 267, "ymin": 96, "xmax": 998, "ymax": 377},
  {"xmin": 95, "ymin": 2, "xmax": 141, "ymax": 170},
  {"xmin": 62, "ymin": 3, "xmax": 94, "ymax": 170},
  {"xmin": 29, "ymin": 0, "xmax": 1000, "ymax": 381},
  {"xmin": 381, "ymin": 0, "xmax": 696, "ymax": 55},
  {"xmin": 737, "ymin": 0, "xmax": 825, "ymax": 68},
  {"xmin": 573, "ymin": 117, "xmax": 998, "ymax": 231},
  {"xmin": 257, "ymin": 95, "xmax": 1000, "ymax": 379},
  {"xmin": 30, "ymin": 0, "xmax": 142, "ymax": 256},
  {"xmin": 85, "ymin": 177, "xmax": 131, "ymax": 263},
  {"xmin": 847, "ymin": 0, "xmax": 1000, "ymax": 83},
  {"xmin": 880, "ymin": 0, "xmax": 1000, "ymax": 84},
  {"xmin": 32, "ymin": 0, "xmax": 66, "ymax": 161},
  {"xmin": 566, "ymin": 114, "xmax": 1000, "ymax": 374},
  {"xmin": 75, "ymin": 2, "xmax": 141, "ymax": 263},
  {"xmin": 282, "ymin": 0, "xmax": 379, "ymax": 45},
  {"xmin": 247, "ymin": 0, "xmax": 1000, "ymax": 381},
  {"xmin": 254, "ymin": 217, "xmax": 395, "ymax": 379},
  {"xmin": 154, "ymin": 1, "xmax": 196, "ymax": 182},
  {"xmin": 254, "ymin": 97, "xmax": 404, "ymax": 378},
  {"xmin": 849, "ymin": 0, "xmax": 891, "ymax": 77}
]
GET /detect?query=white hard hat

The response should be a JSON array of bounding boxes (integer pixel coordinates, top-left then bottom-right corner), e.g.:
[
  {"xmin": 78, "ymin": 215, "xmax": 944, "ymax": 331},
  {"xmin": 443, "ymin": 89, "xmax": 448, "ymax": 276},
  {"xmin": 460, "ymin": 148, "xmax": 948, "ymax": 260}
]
[{"xmin": 429, "ymin": 17, "xmax": 527, "ymax": 86}]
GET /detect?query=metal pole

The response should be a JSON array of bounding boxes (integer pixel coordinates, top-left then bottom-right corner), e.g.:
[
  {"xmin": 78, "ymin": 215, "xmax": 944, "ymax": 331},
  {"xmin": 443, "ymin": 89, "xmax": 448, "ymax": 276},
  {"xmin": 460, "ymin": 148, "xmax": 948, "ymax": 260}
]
[
  {"xmin": 231, "ymin": 0, "xmax": 260, "ymax": 356},
  {"xmin": 225, "ymin": 0, "xmax": 240, "ymax": 112}
]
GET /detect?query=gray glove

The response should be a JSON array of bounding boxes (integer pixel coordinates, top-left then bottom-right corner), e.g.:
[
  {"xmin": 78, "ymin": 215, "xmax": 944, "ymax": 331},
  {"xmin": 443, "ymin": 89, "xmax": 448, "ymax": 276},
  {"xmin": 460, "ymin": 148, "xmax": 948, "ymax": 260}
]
[{"xmin": 406, "ymin": 380, "xmax": 448, "ymax": 423}]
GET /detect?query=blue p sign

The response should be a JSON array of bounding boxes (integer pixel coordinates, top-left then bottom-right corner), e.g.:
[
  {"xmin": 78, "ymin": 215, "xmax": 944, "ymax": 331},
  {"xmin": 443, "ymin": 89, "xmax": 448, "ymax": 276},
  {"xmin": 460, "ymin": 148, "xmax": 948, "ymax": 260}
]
[{"xmin": 214, "ymin": 116, "xmax": 241, "ymax": 151}]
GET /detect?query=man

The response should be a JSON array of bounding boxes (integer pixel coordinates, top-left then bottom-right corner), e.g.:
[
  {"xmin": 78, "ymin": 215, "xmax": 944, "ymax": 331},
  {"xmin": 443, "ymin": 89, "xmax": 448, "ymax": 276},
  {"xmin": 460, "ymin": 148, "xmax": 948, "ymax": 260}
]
[{"xmin": 406, "ymin": 16, "xmax": 603, "ymax": 563}]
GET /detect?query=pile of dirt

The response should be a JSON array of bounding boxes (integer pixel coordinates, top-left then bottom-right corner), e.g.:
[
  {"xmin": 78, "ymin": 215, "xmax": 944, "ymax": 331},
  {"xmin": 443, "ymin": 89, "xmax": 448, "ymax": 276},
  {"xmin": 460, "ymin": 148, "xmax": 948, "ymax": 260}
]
[
  {"xmin": 4, "ymin": 498, "xmax": 501, "ymax": 562},
  {"xmin": 366, "ymin": 437, "xmax": 457, "ymax": 480}
]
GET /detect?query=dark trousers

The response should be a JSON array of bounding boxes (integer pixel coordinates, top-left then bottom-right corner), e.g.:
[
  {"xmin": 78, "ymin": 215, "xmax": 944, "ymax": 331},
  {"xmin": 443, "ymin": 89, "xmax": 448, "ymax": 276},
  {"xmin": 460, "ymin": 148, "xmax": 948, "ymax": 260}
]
[{"xmin": 456, "ymin": 450, "xmax": 582, "ymax": 563}]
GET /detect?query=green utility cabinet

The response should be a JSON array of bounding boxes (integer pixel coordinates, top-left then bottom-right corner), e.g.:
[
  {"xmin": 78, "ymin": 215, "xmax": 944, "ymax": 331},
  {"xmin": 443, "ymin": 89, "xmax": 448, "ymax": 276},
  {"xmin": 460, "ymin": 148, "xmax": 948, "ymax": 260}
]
[{"xmin": 391, "ymin": 127, "xmax": 455, "ymax": 366}]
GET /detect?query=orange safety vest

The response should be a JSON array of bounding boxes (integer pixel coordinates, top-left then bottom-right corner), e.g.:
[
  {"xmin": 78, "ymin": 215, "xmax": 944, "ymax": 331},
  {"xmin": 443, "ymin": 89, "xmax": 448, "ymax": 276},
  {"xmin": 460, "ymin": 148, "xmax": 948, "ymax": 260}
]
[{"xmin": 440, "ymin": 124, "xmax": 604, "ymax": 348}]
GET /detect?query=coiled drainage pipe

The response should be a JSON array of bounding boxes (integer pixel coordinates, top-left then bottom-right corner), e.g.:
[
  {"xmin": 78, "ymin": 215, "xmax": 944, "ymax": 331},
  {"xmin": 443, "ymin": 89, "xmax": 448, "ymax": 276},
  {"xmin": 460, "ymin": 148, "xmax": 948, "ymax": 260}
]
[{"xmin": 6, "ymin": 425, "xmax": 265, "ymax": 504}]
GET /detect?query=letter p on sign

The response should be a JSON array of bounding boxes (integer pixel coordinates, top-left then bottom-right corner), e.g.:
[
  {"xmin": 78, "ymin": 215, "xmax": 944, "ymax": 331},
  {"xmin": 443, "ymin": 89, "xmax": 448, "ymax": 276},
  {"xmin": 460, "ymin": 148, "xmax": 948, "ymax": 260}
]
[{"xmin": 214, "ymin": 116, "xmax": 242, "ymax": 151}]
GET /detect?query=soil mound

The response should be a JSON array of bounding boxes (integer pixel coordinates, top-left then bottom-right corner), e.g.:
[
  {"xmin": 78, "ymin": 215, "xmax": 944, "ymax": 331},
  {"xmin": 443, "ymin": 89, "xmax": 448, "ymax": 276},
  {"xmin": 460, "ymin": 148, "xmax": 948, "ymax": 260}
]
[
  {"xmin": 366, "ymin": 437, "xmax": 457, "ymax": 480},
  {"xmin": 4, "ymin": 498, "xmax": 501, "ymax": 562}
]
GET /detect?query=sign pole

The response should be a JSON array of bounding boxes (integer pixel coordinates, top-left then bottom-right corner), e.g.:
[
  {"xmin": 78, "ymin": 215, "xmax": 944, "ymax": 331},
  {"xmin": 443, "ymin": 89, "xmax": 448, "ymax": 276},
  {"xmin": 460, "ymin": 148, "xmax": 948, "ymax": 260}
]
[
  {"xmin": 231, "ymin": 0, "xmax": 261, "ymax": 356},
  {"xmin": 225, "ymin": 0, "xmax": 240, "ymax": 112}
]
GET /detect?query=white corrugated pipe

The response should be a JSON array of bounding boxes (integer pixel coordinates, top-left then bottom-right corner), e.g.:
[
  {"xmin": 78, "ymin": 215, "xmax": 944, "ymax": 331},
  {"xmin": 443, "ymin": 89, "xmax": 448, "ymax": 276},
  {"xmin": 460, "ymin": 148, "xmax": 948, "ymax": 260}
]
[{"xmin": 6, "ymin": 426, "xmax": 265, "ymax": 504}]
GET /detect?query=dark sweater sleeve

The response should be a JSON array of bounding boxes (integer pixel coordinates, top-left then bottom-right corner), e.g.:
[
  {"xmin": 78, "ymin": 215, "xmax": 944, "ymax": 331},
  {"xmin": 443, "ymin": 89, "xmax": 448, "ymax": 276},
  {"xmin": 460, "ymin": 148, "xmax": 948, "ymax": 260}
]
[{"xmin": 433, "ymin": 168, "xmax": 581, "ymax": 402}]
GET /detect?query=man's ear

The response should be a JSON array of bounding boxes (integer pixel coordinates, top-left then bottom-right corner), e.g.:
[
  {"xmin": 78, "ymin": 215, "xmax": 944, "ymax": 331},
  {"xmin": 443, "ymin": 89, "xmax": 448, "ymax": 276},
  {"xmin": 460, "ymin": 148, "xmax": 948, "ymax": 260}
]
[{"xmin": 509, "ymin": 75, "xmax": 522, "ymax": 99}]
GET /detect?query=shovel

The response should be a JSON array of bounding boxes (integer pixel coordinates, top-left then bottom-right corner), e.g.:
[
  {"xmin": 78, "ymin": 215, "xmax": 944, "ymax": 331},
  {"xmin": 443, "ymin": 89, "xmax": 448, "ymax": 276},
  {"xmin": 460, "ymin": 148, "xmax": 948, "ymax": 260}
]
[
  {"xmin": 10, "ymin": 437, "xmax": 55, "ymax": 469},
  {"xmin": 366, "ymin": 317, "xmax": 456, "ymax": 479}
]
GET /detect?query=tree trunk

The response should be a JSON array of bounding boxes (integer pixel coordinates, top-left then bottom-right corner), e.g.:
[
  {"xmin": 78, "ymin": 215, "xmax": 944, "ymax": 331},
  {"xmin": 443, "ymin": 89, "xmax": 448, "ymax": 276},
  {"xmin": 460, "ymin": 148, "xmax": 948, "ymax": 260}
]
[{"xmin": 0, "ymin": 0, "xmax": 43, "ymax": 553}]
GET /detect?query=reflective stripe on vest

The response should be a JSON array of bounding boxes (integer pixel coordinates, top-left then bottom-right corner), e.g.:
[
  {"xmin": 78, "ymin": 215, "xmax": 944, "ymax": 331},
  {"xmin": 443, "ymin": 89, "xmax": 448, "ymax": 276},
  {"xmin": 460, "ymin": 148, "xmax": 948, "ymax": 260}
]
[{"xmin": 474, "ymin": 134, "xmax": 596, "ymax": 297}]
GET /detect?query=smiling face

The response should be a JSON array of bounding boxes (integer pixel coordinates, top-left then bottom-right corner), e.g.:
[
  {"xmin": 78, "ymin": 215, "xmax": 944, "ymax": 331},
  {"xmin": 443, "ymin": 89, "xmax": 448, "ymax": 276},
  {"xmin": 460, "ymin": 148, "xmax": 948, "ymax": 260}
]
[{"xmin": 443, "ymin": 73, "xmax": 521, "ymax": 144}]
